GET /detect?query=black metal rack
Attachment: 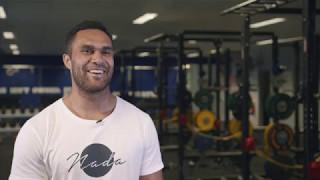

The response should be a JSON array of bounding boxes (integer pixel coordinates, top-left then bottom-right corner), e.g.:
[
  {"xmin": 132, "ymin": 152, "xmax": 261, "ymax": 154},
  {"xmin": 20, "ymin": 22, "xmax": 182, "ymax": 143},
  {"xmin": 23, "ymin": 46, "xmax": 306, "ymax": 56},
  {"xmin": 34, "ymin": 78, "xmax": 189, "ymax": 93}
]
[
  {"xmin": 147, "ymin": 30, "xmax": 277, "ymax": 180},
  {"xmin": 221, "ymin": 0, "xmax": 318, "ymax": 179},
  {"xmin": 220, "ymin": 0, "xmax": 296, "ymax": 179},
  {"xmin": 302, "ymin": 0, "xmax": 319, "ymax": 179}
]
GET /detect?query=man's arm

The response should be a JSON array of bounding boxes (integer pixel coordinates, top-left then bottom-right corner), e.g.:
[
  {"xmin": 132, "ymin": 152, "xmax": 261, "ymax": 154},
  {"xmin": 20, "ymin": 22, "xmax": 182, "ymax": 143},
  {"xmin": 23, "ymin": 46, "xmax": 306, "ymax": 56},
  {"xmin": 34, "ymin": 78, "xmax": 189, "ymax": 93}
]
[
  {"xmin": 9, "ymin": 122, "xmax": 48, "ymax": 180},
  {"xmin": 140, "ymin": 115, "xmax": 164, "ymax": 178},
  {"xmin": 140, "ymin": 170, "xmax": 163, "ymax": 180}
]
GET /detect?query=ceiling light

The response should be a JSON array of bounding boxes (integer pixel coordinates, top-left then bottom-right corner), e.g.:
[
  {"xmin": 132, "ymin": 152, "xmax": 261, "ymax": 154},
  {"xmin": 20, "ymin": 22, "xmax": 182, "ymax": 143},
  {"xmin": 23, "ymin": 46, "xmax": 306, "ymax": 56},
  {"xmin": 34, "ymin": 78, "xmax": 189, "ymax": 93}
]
[
  {"xmin": 250, "ymin": 18, "xmax": 286, "ymax": 29},
  {"xmin": 12, "ymin": 50, "xmax": 20, "ymax": 55},
  {"xmin": 187, "ymin": 52, "xmax": 199, "ymax": 58},
  {"xmin": 256, "ymin": 36, "xmax": 303, "ymax": 46},
  {"xmin": 256, "ymin": 39, "xmax": 273, "ymax": 46},
  {"xmin": 183, "ymin": 64, "xmax": 191, "ymax": 70},
  {"xmin": 210, "ymin": 49, "xmax": 216, "ymax": 54},
  {"xmin": 137, "ymin": 52, "xmax": 150, "ymax": 57},
  {"xmin": 0, "ymin": 6, "xmax": 6, "ymax": 19},
  {"xmin": 112, "ymin": 34, "xmax": 117, "ymax": 40},
  {"xmin": 278, "ymin": 37, "xmax": 303, "ymax": 44},
  {"xmin": 144, "ymin": 33, "xmax": 164, "ymax": 43},
  {"xmin": 187, "ymin": 40, "xmax": 197, "ymax": 44},
  {"xmin": 133, "ymin": 13, "xmax": 158, "ymax": 25},
  {"xmin": 9, "ymin": 44, "xmax": 18, "ymax": 50},
  {"xmin": 3, "ymin": 32, "xmax": 15, "ymax": 39}
]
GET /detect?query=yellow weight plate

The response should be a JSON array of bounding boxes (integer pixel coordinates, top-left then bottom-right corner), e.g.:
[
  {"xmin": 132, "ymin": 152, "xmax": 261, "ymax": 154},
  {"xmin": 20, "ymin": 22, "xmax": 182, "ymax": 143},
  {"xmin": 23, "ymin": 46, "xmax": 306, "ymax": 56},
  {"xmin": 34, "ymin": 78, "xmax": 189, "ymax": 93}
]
[
  {"xmin": 264, "ymin": 122, "xmax": 274, "ymax": 153},
  {"xmin": 195, "ymin": 110, "xmax": 216, "ymax": 132},
  {"xmin": 264, "ymin": 123, "xmax": 294, "ymax": 152},
  {"xmin": 228, "ymin": 118, "xmax": 241, "ymax": 134}
]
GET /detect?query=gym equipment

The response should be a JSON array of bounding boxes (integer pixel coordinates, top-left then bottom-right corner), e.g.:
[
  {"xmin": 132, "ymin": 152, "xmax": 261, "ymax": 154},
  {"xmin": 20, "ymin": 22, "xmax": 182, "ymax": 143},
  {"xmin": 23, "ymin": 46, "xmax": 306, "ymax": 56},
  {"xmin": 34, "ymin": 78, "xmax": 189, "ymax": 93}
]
[
  {"xmin": 227, "ymin": 91, "xmax": 253, "ymax": 119},
  {"xmin": 182, "ymin": 89, "xmax": 193, "ymax": 107},
  {"xmin": 0, "ymin": 119, "xmax": 6, "ymax": 127},
  {"xmin": 194, "ymin": 135, "xmax": 214, "ymax": 152},
  {"xmin": 194, "ymin": 110, "xmax": 216, "ymax": 132},
  {"xmin": 8, "ymin": 119, "xmax": 17, "ymax": 127},
  {"xmin": 309, "ymin": 158, "xmax": 320, "ymax": 180},
  {"xmin": 265, "ymin": 93, "xmax": 296, "ymax": 120},
  {"xmin": 164, "ymin": 108, "xmax": 193, "ymax": 125},
  {"xmin": 264, "ymin": 123, "xmax": 294, "ymax": 151},
  {"xmin": 194, "ymin": 89, "xmax": 213, "ymax": 110},
  {"xmin": 264, "ymin": 153, "xmax": 295, "ymax": 180}
]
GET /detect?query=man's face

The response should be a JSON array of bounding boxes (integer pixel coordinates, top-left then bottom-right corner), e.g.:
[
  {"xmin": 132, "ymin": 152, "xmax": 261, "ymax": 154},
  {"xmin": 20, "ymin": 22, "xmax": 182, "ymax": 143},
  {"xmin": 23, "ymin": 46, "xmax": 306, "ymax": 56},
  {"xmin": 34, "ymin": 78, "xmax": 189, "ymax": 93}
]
[{"xmin": 63, "ymin": 29, "xmax": 114, "ymax": 94}]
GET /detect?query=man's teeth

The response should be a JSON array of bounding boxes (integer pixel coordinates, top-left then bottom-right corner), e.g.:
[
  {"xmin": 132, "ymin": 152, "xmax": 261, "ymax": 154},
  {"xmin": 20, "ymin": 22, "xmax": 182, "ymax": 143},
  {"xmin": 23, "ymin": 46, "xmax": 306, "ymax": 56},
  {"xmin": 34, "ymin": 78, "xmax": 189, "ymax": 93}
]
[{"xmin": 89, "ymin": 70, "xmax": 104, "ymax": 74}]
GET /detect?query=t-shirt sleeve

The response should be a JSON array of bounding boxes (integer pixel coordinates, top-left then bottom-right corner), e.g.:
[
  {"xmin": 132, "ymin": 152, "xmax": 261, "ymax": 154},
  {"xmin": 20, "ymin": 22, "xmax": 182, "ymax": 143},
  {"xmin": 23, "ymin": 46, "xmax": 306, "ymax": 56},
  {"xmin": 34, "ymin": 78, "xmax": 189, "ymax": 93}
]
[
  {"xmin": 9, "ymin": 122, "xmax": 48, "ymax": 180},
  {"xmin": 140, "ymin": 115, "xmax": 164, "ymax": 176}
]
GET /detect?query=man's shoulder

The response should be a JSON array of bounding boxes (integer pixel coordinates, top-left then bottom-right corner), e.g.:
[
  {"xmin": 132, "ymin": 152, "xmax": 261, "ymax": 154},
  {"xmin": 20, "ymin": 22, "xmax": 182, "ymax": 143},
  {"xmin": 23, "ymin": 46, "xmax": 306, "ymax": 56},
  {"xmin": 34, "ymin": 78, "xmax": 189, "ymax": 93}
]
[{"xmin": 117, "ymin": 97, "xmax": 150, "ymax": 118}]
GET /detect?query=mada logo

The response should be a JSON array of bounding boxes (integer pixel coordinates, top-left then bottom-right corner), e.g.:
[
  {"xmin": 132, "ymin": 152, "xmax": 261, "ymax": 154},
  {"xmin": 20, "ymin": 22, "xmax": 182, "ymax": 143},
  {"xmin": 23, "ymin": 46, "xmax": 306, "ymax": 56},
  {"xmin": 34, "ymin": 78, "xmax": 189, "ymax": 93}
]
[{"xmin": 67, "ymin": 143, "xmax": 126, "ymax": 177}]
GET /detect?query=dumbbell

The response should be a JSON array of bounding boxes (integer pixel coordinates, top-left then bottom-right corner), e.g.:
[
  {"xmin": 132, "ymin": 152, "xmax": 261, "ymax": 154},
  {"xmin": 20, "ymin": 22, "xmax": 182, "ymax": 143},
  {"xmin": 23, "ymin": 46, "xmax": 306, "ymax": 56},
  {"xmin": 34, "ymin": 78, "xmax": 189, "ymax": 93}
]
[
  {"xmin": 0, "ymin": 119, "xmax": 7, "ymax": 128},
  {"xmin": 8, "ymin": 119, "xmax": 18, "ymax": 128}
]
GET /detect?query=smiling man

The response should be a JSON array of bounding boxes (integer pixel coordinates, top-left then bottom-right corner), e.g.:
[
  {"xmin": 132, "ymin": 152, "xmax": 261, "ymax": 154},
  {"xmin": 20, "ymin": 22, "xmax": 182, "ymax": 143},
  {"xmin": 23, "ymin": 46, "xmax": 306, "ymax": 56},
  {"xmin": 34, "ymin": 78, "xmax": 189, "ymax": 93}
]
[{"xmin": 9, "ymin": 21, "xmax": 164, "ymax": 180}]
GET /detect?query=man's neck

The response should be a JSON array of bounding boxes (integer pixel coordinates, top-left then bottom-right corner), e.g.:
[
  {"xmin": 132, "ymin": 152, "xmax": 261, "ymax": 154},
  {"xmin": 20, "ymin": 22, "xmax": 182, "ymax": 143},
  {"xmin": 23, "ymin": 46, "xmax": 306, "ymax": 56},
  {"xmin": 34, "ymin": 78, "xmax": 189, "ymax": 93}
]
[{"xmin": 63, "ymin": 88, "xmax": 116, "ymax": 120}]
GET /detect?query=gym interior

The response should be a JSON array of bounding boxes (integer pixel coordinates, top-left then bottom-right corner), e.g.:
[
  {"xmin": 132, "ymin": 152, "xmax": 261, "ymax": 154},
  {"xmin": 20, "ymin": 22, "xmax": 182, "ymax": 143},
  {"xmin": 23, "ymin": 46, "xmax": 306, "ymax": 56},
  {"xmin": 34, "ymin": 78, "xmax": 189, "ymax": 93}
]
[{"xmin": 0, "ymin": 0, "xmax": 320, "ymax": 179}]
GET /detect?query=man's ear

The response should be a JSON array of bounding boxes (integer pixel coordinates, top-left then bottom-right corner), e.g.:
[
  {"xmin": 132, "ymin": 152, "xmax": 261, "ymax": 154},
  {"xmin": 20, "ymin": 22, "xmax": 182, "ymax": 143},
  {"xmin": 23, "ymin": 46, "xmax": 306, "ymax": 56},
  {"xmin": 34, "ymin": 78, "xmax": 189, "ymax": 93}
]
[{"xmin": 63, "ymin": 53, "xmax": 72, "ymax": 70}]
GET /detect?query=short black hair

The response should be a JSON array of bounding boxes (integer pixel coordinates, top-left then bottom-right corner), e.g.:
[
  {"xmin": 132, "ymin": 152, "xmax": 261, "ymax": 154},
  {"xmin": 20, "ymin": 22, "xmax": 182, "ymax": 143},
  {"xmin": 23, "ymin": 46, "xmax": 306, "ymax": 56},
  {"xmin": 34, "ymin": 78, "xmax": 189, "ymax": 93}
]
[{"xmin": 64, "ymin": 20, "xmax": 112, "ymax": 53}]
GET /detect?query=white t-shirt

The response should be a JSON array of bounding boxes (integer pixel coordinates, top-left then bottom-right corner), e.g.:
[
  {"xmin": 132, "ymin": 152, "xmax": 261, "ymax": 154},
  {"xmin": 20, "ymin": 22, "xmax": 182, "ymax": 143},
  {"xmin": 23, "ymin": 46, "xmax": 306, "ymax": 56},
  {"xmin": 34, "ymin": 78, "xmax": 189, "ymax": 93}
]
[{"xmin": 9, "ymin": 96, "xmax": 163, "ymax": 180}]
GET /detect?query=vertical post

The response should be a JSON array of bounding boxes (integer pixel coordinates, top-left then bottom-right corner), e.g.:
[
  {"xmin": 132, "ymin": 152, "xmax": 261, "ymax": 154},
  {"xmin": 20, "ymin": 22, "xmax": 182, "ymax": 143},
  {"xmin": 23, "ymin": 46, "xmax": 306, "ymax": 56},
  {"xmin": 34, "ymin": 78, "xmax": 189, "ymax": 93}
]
[
  {"xmin": 215, "ymin": 41, "xmax": 221, "ymax": 124},
  {"xmin": 119, "ymin": 53, "xmax": 127, "ymax": 98},
  {"xmin": 163, "ymin": 47, "xmax": 169, "ymax": 139},
  {"xmin": 303, "ymin": 0, "xmax": 319, "ymax": 179},
  {"xmin": 258, "ymin": 69, "xmax": 270, "ymax": 125},
  {"xmin": 199, "ymin": 51, "xmax": 205, "ymax": 83},
  {"xmin": 224, "ymin": 49, "xmax": 231, "ymax": 129},
  {"xmin": 131, "ymin": 51, "xmax": 136, "ymax": 102},
  {"xmin": 272, "ymin": 35, "xmax": 280, "ymax": 75},
  {"xmin": 178, "ymin": 33, "xmax": 185, "ymax": 180},
  {"xmin": 157, "ymin": 43, "xmax": 164, "ymax": 145},
  {"xmin": 208, "ymin": 54, "xmax": 213, "ymax": 87},
  {"xmin": 240, "ymin": 15, "xmax": 251, "ymax": 180},
  {"xmin": 293, "ymin": 42, "xmax": 301, "ymax": 147}
]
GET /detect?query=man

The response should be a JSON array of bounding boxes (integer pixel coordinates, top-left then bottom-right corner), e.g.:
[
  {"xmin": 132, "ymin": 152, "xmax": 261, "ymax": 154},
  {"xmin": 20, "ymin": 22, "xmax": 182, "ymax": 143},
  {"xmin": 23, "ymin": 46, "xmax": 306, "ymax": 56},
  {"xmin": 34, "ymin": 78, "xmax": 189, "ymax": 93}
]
[{"xmin": 9, "ymin": 21, "xmax": 164, "ymax": 180}]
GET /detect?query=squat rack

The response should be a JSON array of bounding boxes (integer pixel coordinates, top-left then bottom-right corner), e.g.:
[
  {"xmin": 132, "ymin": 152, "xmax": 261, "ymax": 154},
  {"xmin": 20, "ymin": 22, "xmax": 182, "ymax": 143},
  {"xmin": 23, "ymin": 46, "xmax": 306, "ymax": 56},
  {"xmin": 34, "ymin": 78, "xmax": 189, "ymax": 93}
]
[
  {"xmin": 221, "ymin": 0, "xmax": 319, "ymax": 179},
  {"xmin": 147, "ymin": 30, "xmax": 277, "ymax": 180}
]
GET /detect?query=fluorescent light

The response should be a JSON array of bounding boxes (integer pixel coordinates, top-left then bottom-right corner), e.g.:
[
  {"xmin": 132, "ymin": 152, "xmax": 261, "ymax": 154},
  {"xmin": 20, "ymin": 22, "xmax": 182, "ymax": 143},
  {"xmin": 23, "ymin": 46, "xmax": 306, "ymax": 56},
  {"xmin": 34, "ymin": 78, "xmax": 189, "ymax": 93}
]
[
  {"xmin": 0, "ymin": 6, "xmax": 7, "ymax": 19},
  {"xmin": 250, "ymin": 18, "xmax": 286, "ymax": 29},
  {"xmin": 278, "ymin": 37, "xmax": 303, "ymax": 44},
  {"xmin": 112, "ymin": 34, "xmax": 117, "ymax": 40},
  {"xmin": 9, "ymin": 44, "xmax": 18, "ymax": 50},
  {"xmin": 256, "ymin": 36, "xmax": 304, "ymax": 46},
  {"xmin": 3, "ymin": 32, "xmax": 15, "ymax": 39},
  {"xmin": 12, "ymin": 50, "xmax": 20, "ymax": 55},
  {"xmin": 256, "ymin": 39, "xmax": 273, "ymax": 46},
  {"xmin": 137, "ymin": 52, "xmax": 150, "ymax": 57},
  {"xmin": 183, "ymin": 64, "xmax": 191, "ymax": 70},
  {"xmin": 133, "ymin": 13, "xmax": 158, "ymax": 25},
  {"xmin": 187, "ymin": 52, "xmax": 199, "ymax": 58},
  {"xmin": 133, "ymin": 66, "xmax": 154, "ymax": 70},
  {"xmin": 210, "ymin": 49, "xmax": 216, "ymax": 54},
  {"xmin": 188, "ymin": 40, "xmax": 197, "ymax": 44},
  {"xmin": 144, "ymin": 33, "xmax": 164, "ymax": 43}
]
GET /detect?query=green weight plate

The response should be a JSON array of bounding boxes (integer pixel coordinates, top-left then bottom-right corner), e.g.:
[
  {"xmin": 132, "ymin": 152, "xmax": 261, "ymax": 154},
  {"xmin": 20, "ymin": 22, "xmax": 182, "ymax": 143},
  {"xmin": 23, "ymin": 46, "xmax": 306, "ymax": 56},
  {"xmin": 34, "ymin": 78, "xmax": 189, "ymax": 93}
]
[
  {"xmin": 265, "ymin": 93, "xmax": 296, "ymax": 120},
  {"xmin": 194, "ymin": 89, "xmax": 213, "ymax": 109},
  {"xmin": 228, "ymin": 91, "xmax": 253, "ymax": 119}
]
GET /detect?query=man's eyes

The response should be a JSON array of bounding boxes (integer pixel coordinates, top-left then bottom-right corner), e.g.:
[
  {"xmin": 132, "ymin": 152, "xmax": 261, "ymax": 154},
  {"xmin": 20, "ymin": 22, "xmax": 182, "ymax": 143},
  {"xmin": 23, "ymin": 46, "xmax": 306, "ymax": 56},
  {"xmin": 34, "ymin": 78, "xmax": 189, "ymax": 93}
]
[
  {"xmin": 80, "ymin": 47, "xmax": 113, "ymax": 55},
  {"xmin": 81, "ymin": 48, "xmax": 95, "ymax": 54}
]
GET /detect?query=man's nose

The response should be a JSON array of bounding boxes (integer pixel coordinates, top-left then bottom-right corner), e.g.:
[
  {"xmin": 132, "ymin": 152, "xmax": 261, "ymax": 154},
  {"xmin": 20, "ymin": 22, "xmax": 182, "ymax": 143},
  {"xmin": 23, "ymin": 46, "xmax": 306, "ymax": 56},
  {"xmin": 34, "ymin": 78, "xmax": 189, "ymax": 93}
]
[{"xmin": 91, "ymin": 50, "xmax": 104, "ymax": 62}]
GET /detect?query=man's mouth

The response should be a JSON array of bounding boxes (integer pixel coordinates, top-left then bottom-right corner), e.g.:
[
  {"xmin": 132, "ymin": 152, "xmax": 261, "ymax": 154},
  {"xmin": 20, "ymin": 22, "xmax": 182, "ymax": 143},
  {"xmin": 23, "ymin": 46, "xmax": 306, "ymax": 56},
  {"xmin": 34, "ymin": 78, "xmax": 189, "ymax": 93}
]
[{"xmin": 88, "ymin": 69, "xmax": 105, "ymax": 74}]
